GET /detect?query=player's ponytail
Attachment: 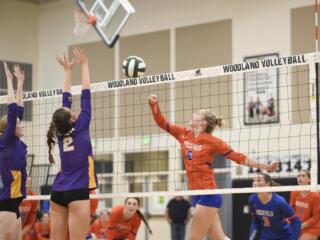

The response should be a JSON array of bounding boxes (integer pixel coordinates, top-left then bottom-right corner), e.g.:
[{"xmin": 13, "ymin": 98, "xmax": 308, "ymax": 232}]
[
  {"xmin": 199, "ymin": 109, "xmax": 223, "ymax": 133},
  {"xmin": 47, "ymin": 121, "xmax": 56, "ymax": 164},
  {"xmin": 125, "ymin": 197, "xmax": 153, "ymax": 235},
  {"xmin": 0, "ymin": 115, "xmax": 7, "ymax": 135},
  {"xmin": 136, "ymin": 209, "xmax": 153, "ymax": 234}
]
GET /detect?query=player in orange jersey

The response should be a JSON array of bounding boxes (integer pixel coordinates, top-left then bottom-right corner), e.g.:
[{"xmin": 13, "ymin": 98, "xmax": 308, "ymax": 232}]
[
  {"xmin": 149, "ymin": 95, "xmax": 279, "ymax": 240},
  {"xmin": 19, "ymin": 177, "xmax": 39, "ymax": 240},
  {"xmin": 106, "ymin": 197, "xmax": 152, "ymax": 240},
  {"xmin": 33, "ymin": 212, "xmax": 50, "ymax": 240},
  {"xmin": 290, "ymin": 170, "xmax": 320, "ymax": 240},
  {"xmin": 90, "ymin": 209, "xmax": 109, "ymax": 239}
]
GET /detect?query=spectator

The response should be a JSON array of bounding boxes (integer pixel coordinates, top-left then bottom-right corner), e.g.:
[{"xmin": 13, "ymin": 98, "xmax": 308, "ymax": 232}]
[{"xmin": 165, "ymin": 195, "xmax": 191, "ymax": 240}]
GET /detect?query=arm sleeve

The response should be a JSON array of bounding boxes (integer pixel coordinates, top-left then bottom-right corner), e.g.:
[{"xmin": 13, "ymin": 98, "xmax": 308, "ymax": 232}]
[
  {"xmin": 280, "ymin": 199, "xmax": 301, "ymax": 240},
  {"xmin": 128, "ymin": 217, "xmax": 141, "ymax": 240},
  {"xmin": 17, "ymin": 106, "xmax": 24, "ymax": 120},
  {"xmin": 305, "ymin": 194, "xmax": 320, "ymax": 227},
  {"xmin": 105, "ymin": 209, "xmax": 118, "ymax": 239},
  {"xmin": 149, "ymin": 102, "xmax": 187, "ymax": 140},
  {"xmin": 211, "ymin": 136, "xmax": 247, "ymax": 164},
  {"xmin": 289, "ymin": 192, "xmax": 295, "ymax": 210},
  {"xmin": 62, "ymin": 92, "xmax": 72, "ymax": 109},
  {"xmin": 0, "ymin": 103, "xmax": 17, "ymax": 147},
  {"xmin": 248, "ymin": 207, "xmax": 261, "ymax": 239},
  {"xmin": 75, "ymin": 89, "xmax": 91, "ymax": 131}
]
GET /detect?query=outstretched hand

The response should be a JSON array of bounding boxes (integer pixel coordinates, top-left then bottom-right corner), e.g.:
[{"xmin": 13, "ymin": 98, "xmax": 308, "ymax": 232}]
[
  {"xmin": 266, "ymin": 162, "xmax": 280, "ymax": 172},
  {"xmin": 72, "ymin": 46, "xmax": 88, "ymax": 64},
  {"xmin": 3, "ymin": 62, "xmax": 13, "ymax": 81},
  {"xmin": 149, "ymin": 95, "xmax": 158, "ymax": 105},
  {"xmin": 56, "ymin": 53, "xmax": 73, "ymax": 71},
  {"xmin": 13, "ymin": 65, "xmax": 25, "ymax": 84}
]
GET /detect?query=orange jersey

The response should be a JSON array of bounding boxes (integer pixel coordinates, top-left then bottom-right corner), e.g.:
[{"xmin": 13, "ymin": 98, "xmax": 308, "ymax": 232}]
[
  {"xmin": 90, "ymin": 219, "xmax": 108, "ymax": 239},
  {"xmin": 19, "ymin": 190, "xmax": 39, "ymax": 228},
  {"xmin": 290, "ymin": 191, "xmax": 320, "ymax": 236},
  {"xmin": 106, "ymin": 205, "xmax": 141, "ymax": 240},
  {"xmin": 150, "ymin": 102, "xmax": 246, "ymax": 190},
  {"xmin": 33, "ymin": 221, "xmax": 50, "ymax": 240}
]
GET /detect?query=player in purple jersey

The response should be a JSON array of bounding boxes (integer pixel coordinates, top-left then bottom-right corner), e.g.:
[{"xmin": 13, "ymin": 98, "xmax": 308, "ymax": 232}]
[
  {"xmin": 249, "ymin": 173, "xmax": 301, "ymax": 240},
  {"xmin": 0, "ymin": 62, "xmax": 26, "ymax": 240},
  {"xmin": 46, "ymin": 47, "xmax": 98, "ymax": 240}
]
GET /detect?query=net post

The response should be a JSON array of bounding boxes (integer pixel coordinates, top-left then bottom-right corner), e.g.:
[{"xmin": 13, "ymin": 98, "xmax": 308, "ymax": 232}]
[
  {"xmin": 315, "ymin": 0, "xmax": 318, "ymax": 52},
  {"xmin": 316, "ymin": 62, "xmax": 320, "ymax": 189},
  {"xmin": 310, "ymin": 57, "xmax": 319, "ymax": 192}
]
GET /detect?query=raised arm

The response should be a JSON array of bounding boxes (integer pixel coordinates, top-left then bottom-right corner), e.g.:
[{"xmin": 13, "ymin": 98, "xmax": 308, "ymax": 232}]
[
  {"xmin": 73, "ymin": 46, "xmax": 90, "ymax": 90},
  {"xmin": 13, "ymin": 65, "xmax": 25, "ymax": 120},
  {"xmin": 243, "ymin": 158, "xmax": 279, "ymax": 172},
  {"xmin": 73, "ymin": 47, "xmax": 91, "ymax": 130},
  {"xmin": 149, "ymin": 95, "xmax": 187, "ymax": 139},
  {"xmin": 212, "ymin": 136, "xmax": 279, "ymax": 172},
  {"xmin": 56, "ymin": 53, "xmax": 73, "ymax": 108},
  {"xmin": 4, "ymin": 62, "xmax": 15, "ymax": 104},
  {"xmin": 0, "ymin": 63, "xmax": 17, "ymax": 146}
]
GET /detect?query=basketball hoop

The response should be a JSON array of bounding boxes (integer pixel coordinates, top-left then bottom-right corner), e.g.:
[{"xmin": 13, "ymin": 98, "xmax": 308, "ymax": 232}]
[{"xmin": 73, "ymin": 9, "xmax": 96, "ymax": 37}]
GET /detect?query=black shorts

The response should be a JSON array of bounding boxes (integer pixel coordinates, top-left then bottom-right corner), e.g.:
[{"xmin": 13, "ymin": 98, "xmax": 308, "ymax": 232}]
[
  {"xmin": 50, "ymin": 189, "xmax": 89, "ymax": 207},
  {"xmin": 0, "ymin": 197, "xmax": 23, "ymax": 219}
]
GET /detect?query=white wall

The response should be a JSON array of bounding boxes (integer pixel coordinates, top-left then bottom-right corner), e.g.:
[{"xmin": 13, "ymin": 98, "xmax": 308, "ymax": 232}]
[{"xmin": 0, "ymin": 0, "xmax": 39, "ymax": 88}]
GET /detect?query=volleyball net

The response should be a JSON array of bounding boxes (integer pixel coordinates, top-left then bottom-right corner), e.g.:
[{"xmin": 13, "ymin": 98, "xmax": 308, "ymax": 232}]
[{"xmin": 0, "ymin": 52, "xmax": 319, "ymax": 205}]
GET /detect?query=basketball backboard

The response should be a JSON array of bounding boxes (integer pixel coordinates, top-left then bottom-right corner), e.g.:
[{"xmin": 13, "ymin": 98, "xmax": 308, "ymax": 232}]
[{"xmin": 76, "ymin": 0, "xmax": 135, "ymax": 47}]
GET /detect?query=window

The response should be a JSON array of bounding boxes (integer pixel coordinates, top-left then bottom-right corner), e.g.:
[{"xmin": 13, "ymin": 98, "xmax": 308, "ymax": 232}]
[{"xmin": 125, "ymin": 151, "xmax": 168, "ymax": 173}]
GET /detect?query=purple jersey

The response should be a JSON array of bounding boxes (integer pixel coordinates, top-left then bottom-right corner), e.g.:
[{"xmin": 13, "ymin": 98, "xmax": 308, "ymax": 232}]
[
  {"xmin": 0, "ymin": 103, "xmax": 27, "ymax": 200},
  {"xmin": 52, "ymin": 90, "xmax": 98, "ymax": 191}
]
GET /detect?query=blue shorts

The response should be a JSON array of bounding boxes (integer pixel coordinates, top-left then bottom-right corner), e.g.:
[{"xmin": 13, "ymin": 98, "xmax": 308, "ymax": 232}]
[{"xmin": 192, "ymin": 194, "xmax": 222, "ymax": 208}]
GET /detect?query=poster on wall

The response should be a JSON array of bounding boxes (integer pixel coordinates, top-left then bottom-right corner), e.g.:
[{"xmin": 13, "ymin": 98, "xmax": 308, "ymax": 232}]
[{"xmin": 244, "ymin": 54, "xmax": 279, "ymax": 125}]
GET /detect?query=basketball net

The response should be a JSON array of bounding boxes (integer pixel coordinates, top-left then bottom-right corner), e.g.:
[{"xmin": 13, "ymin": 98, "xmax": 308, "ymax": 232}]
[{"xmin": 73, "ymin": 9, "xmax": 96, "ymax": 37}]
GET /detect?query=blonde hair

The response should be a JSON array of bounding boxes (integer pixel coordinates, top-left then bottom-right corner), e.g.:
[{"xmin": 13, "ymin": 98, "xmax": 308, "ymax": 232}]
[
  {"xmin": 0, "ymin": 115, "xmax": 8, "ymax": 135},
  {"xmin": 198, "ymin": 109, "xmax": 223, "ymax": 133}
]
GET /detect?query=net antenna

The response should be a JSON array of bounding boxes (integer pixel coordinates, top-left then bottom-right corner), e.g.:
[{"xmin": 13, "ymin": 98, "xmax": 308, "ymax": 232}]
[{"xmin": 76, "ymin": 0, "xmax": 135, "ymax": 48}]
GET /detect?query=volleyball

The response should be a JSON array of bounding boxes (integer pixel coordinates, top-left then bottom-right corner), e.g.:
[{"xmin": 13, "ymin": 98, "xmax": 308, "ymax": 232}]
[{"xmin": 122, "ymin": 56, "xmax": 146, "ymax": 78}]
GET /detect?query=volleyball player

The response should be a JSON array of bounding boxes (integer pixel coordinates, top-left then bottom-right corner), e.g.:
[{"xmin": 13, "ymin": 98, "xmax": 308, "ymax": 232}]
[
  {"xmin": 47, "ymin": 47, "xmax": 98, "ymax": 240},
  {"xmin": 0, "ymin": 62, "xmax": 26, "ymax": 240},
  {"xmin": 65, "ymin": 190, "xmax": 99, "ymax": 240},
  {"xmin": 90, "ymin": 209, "xmax": 109, "ymax": 239},
  {"xmin": 249, "ymin": 172, "xmax": 301, "ymax": 240},
  {"xmin": 106, "ymin": 197, "xmax": 152, "ymax": 240},
  {"xmin": 290, "ymin": 170, "xmax": 320, "ymax": 240},
  {"xmin": 20, "ymin": 177, "xmax": 39, "ymax": 240},
  {"xmin": 148, "ymin": 95, "xmax": 279, "ymax": 240}
]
